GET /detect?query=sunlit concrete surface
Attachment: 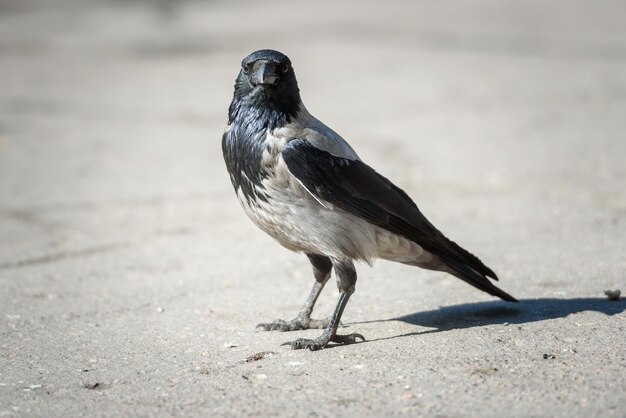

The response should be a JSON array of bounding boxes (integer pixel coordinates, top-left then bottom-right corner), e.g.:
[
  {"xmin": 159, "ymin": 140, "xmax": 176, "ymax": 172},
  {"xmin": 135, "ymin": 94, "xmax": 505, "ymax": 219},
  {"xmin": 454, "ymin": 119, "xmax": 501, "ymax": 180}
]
[{"xmin": 1, "ymin": 0, "xmax": 625, "ymax": 416}]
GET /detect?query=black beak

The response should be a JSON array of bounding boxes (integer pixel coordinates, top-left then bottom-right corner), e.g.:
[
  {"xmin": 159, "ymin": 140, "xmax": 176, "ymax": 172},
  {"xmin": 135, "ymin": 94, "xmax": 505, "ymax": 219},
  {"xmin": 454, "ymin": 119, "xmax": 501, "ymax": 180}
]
[{"xmin": 254, "ymin": 62, "xmax": 279, "ymax": 86}]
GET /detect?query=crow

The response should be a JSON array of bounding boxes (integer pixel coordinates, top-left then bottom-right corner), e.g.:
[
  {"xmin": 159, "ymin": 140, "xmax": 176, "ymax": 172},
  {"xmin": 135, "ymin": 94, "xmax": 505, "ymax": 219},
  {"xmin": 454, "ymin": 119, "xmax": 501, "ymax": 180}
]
[{"xmin": 222, "ymin": 49, "xmax": 516, "ymax": 351}]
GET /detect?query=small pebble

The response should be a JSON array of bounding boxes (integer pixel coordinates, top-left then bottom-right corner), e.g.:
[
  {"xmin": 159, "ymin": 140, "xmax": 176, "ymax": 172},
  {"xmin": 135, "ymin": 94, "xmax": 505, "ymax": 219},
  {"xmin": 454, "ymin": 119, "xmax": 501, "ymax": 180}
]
[
  {"xmin": 244, "ymin": 351, "xmax": 274, "ymax": 362},
  {"xmin": 604, "ymin": 289, "xmax": 621, "ymax": 301}
]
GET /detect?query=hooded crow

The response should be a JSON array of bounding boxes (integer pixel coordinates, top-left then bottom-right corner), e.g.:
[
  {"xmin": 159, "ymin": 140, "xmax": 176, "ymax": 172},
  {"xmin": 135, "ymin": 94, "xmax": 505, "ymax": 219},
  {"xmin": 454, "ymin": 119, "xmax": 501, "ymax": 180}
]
[{"xmin": 222, "ymin": 49, "xmax": 516, "ymax": 350}]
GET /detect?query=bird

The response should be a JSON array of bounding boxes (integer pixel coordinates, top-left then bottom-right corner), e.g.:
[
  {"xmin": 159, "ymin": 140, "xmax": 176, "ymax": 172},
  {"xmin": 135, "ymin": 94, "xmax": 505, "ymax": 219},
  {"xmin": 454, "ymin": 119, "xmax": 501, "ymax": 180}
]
[{"xmin": 222, "ymin": 49, "xmax": 516, "ymax": 351}]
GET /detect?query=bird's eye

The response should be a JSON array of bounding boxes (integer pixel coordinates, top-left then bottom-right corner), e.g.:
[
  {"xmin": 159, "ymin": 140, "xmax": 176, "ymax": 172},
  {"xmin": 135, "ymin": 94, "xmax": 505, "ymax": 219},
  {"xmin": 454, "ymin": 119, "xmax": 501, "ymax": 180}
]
[
  {"xmin": 242, "ymin": 62, "xmax": 250, "ymax": 73},
  {"xmin": 281, "ymin": 64, "xmax": 289, "ymax": 73}
]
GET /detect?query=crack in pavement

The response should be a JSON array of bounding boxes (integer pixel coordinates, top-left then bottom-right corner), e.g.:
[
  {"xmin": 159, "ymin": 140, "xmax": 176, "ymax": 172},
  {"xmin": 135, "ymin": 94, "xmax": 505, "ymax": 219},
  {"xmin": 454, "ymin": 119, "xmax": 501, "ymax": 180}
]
[
  {"xmin": 0, "ymin": 208, "xmax": 73, "ymax": 232},
  {"xmin": 0, "ymin": 228, "xmax": 193, "ymax": 271}
]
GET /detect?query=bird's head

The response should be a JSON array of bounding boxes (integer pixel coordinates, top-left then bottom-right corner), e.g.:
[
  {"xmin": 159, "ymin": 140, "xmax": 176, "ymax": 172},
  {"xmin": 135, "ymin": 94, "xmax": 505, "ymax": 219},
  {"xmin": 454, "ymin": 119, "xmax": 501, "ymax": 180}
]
[{"xmin": 231, "ymin": 49, "xmax": 301, "ymax": 119}]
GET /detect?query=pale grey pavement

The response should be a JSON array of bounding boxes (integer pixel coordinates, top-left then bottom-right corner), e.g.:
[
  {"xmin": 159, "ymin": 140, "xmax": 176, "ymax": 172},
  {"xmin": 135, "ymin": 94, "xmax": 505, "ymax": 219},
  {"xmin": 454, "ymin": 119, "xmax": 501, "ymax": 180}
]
[{"xmin": 1, "ymin": 0, "xmax": 625, "ymax": 417}]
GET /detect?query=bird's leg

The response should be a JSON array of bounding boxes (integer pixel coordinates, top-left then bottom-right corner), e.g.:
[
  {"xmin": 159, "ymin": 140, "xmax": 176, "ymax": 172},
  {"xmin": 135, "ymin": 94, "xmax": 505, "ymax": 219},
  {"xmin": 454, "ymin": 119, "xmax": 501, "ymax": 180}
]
[
  {"xmin": 283, "ymin": 258, "xmax": 365, "ymax": 350},
  {"xmin": 256, "ymin": 254, "xmax": 332, "ymax": 331}
]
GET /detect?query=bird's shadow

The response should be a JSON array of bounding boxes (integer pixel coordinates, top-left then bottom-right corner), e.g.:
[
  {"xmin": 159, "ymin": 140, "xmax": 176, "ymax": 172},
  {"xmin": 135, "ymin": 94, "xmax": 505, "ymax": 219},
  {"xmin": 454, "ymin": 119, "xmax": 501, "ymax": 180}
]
[{"xmin": 347, "ymin": 297, "xmax": 625, "ymax": 343}]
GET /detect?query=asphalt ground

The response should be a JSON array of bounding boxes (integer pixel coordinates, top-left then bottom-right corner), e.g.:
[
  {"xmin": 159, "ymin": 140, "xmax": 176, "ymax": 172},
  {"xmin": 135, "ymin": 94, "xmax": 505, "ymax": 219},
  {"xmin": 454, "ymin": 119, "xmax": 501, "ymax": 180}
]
[{"xmin": 1, "ymin": 0, "xmax": 625, "ymax": 416}]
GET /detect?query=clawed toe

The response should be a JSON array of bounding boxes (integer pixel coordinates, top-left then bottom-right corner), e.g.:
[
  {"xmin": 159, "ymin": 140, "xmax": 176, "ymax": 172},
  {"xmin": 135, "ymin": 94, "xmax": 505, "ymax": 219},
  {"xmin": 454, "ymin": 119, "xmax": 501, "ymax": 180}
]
[
  {"xmin": 256, "ymin": 316, "xmax": 329, "ymax": 332},
  {"xmin": 331, "ymin": 332, "xmax": 365, "ymax": 344},
  {"xmin": 282, "ymin": 332, "xmax": 366, "ymax": 351},
  {"xmin": 281, "ymin": 338, "xmax": 322, "ymax": 351},
  {"xmin": 256, "ymin": 320, "xmax": 288, "ymax": 331}
]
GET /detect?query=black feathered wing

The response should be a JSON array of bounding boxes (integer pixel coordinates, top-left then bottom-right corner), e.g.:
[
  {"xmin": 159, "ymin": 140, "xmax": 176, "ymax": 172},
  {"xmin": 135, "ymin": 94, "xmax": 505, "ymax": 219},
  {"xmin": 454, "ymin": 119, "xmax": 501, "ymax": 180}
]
[{"xmin": 282, "ymin": 138, "xmax": 516, "ymax": 302}]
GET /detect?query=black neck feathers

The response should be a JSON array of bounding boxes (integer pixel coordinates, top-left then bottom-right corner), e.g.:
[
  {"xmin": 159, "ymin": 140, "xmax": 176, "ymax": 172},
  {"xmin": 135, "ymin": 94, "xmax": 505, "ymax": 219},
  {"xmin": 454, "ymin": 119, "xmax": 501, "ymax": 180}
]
[{"xmin": 223, "ymin": 54, "xmax": 303, "ymax": 202}]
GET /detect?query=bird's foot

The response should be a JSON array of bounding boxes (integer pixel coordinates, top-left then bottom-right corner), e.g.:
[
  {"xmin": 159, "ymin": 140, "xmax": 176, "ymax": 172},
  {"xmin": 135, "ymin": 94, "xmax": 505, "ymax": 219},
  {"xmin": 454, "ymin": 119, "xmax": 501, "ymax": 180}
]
[
  {"xmin": 281, "ymin": 332, "xmax": 365, "ymax": 351},
  {"xmin": 256, "ymin": 315, "xmax": 329, "ymax": 332}
]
